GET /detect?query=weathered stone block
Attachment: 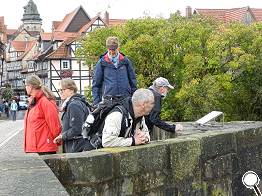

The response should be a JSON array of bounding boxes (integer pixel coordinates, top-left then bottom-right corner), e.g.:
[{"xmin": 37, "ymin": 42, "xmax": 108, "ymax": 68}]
[
  {"xmin": 235, "ymin": 127, "xmax": 262, "ymax": 151},
  {"xmin": 168, "ymin": 138, "xmax": 201, "ymax": 183},
  {"xmin": 44, "ymin": 151, "xmax": 113, "ymax": 184},
  {"xmin": 192, "ymin": 131, "xmax": 236, "ymax": 161},
  {"xmin": 99, "ymin": 142, "xmax": 170, "ymax": 194},
  {"xmin": 203, "ymin": 179, "xmax": 233, "ymax": 196},
  {"xmin": 132, "ymin": 171, "xmax": 167, "ymax": 193},
  {"xmin": 236, "ymin": 145, "xmax": 262, "ymax": 173},
  {"xmin": 203, "ymin": 154, "xmax": 234, "ymax": 180},
  {"xmin": 41, "ymin": 122, "xmax": 262, "ymax": 196},
  {"xmin": 66, "ymin": 151, "xmax": 113, "ymax": 184},
  {"xmin": 168, "ymin": 137, "xmax": 203, "ymax": 195},
  {"xmin": 99, "ymin": 142, "xmax": 169, "ymax": 177},
  {"xmin": 43, "ymin": 154, "xmax": 73, "ymax": 184}
]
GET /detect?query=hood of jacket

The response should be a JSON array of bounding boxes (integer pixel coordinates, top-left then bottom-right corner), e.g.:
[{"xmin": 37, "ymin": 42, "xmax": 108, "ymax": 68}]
[
  {"xmin": 149, "ymin": 85, "xmax": 164, "ymax": 98},
  {"xmin": 100, "ymin": 51, "xmax": 125, "ymax": 64},
  {"xmin": 65, "ymin": 94, "xmax": 88, "ymax": 111}
]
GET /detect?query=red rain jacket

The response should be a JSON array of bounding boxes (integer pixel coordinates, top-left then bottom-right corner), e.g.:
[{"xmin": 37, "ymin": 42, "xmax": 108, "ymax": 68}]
[{"xmin": 24, "ymin": 91, "xmax": 61, "ymax": 153}]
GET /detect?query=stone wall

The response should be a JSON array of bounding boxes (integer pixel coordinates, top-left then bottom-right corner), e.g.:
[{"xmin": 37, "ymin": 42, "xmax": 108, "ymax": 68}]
[{"xmin": 43, "ymin": 122, "xmax": 262, "ymax": 196}]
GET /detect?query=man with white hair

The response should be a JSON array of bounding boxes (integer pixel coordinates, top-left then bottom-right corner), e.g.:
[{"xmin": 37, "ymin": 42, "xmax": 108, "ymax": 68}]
[
  {"xmin": 102, "ymin": 89, "xmax": 155, "ymax": 147},
  {"xmin": 145, "ymin": 77, "xmax": 183, "ymax": 133}
]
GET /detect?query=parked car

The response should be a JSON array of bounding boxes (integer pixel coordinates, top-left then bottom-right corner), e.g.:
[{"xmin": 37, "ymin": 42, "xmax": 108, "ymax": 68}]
[
  {"xmin": 20, "ymin": 95, "xmax": 28, "ymax": 102},
  {"xmin": 19, "ymin": 101, "xmax": 28, "ymax": 110}
]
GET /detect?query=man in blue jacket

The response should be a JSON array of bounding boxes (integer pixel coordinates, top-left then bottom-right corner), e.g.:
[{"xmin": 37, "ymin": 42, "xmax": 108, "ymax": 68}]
[{"xmin": 92, "ymin": 36, "xmax": 137, "ymax": 105}]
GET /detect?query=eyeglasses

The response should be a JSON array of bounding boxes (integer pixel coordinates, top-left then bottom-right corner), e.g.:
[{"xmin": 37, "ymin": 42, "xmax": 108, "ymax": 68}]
[
  {"xmin": 108, "ymin": 49, "xmax": 118, "ymax": 55},
  {"xmin": 58, "ymin": 88, "xmax": 67, "ymax": 92},
  {"xmin": 108, "ymin": 48, "xmax": 117, "ymax": 51}
]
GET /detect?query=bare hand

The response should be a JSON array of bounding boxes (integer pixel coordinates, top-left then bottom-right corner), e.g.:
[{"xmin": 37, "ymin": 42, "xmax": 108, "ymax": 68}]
[
  {"xmin": 134, "ymin": 129, "xmax": 148, "ymax": 145},
  {"xmin": 53, "ymin": 134, "xmax": 62, "ymax": 144}
]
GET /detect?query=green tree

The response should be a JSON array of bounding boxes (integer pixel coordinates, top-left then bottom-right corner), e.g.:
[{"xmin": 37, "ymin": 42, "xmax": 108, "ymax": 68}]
[
  {"xmin": 2, "ymin": 87, "xmax": 13, "ymax": 101},
  {"xmin": 84, "ymin": 86, "xmax": 93, "ymax": 104},
  {"xmin": 77, "ymin": 15, "xmax": 262, "ymax": 121}
]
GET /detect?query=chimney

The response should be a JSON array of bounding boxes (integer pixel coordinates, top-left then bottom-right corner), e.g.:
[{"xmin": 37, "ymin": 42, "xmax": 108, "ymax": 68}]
[
  {"xmin": 104, "ymin": 11, "xmax": 109, "ymax": 26},
  {"xmin": 186, "ymin": 6, "xmax": 192, "ymax": 18}
]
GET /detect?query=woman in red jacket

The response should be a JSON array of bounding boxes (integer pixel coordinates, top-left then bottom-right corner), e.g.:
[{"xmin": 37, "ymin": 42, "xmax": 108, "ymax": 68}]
[{"xmin": 24, "ymin": 75, "xmax": 61, "ymax": 155}]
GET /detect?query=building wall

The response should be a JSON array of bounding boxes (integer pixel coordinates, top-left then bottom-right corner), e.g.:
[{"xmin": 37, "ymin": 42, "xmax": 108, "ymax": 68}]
[
  {"xmin": 65, "ymin": 9, "xmax": 90, "ymax": 32},
  {"xmin": 50, "ymin": 59, "xmax": 92, "ymax": 98},
  {"xmin": 13, "ymin": 30, "xmax": 37, "ymax": 41},
  {"xmin": 243, "ymin": 11, "xmax": 255, "ymax": 24}
]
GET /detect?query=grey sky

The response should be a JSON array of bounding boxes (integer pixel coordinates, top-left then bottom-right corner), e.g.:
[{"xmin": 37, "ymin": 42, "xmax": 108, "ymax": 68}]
[{"xmin": 1, "ymin": 0, "xmax": 262, "ymax": 31}]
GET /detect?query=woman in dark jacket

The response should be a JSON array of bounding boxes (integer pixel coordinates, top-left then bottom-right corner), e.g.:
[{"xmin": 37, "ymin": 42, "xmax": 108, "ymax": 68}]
[{"xmin": 53, "ymin": 78, "xmax": 93, "ymax": 153}]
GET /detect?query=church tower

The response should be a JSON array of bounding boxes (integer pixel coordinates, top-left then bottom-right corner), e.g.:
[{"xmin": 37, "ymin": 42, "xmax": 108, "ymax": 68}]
[{"xmin": 21, "ymin": 0, "xmax": 42, "ymax": 32}]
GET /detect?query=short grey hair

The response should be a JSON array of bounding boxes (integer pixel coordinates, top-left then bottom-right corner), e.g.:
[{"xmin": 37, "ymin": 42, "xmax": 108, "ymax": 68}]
[{"xmin": 132, "ymin": 89, "xmax": 154, "ymax": 104}]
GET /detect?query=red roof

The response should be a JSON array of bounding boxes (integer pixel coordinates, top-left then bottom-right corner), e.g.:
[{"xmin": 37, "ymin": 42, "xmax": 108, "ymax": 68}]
[
  {"xmin": 45, "ymin": 41, "xmax": 69, "ymax": 59},
  {"xmin": 9, "ymin": 40, "xmax": 37, "ymax": 61},
  {"xmin": 108, "ymin": 19, "xmax": 127, "ymax": 26},
  {"xmin": 53, "ymin": 6, "xmax": 90, "ymax": 32},
  {"xmin": 251, "ymin": 8, "xmax": 262, "ymax": 21},
  {"xmin": 41, "ymin": 32, "xmax": 80, "ymax": 41},
  {"xmin": 225, "ymin": 7, "xmax": 250, "ymax": 22},
  {"xmin": 0, "ymin": 16, "xmax": 7, "ymax": 43},
  {"xmin": 11, "ymin": 41, "xmax": 27, "ymax": 51},
  {"xmin": 52, "ymin": 21, "xmax": 62, "ymax": 30},
  {"xmin": 55, "ymin": 10, "xmax": 76, "ymax": 32},
  {"xmin": 19, "ymin": 40, "xmax": 37, "ymax": 60},
  {"xmin": 78, "ymin": 15, "xmax": 107, "ymax": 33},
  {"xmin": 6, "ymin": 29, "xmax": 17, "ymax": 35},
  {"xmin": 195, "ymin": 7, "xmax": 262, "ymax": 22},
  {"xmin": 0, "ymin": 16, "xmax": 4, "ymax": 31}
]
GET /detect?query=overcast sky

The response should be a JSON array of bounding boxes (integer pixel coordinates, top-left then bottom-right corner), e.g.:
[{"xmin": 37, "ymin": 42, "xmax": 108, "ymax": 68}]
[{"xmin": 1, "ymin": 0, "xmax": 262, "ymax": 32}]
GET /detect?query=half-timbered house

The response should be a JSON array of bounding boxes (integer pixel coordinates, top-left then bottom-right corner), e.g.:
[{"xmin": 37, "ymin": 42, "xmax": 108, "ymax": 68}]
[{"xmin": 36, "ymin": 7, "xmax": 108, "ymax": 98}]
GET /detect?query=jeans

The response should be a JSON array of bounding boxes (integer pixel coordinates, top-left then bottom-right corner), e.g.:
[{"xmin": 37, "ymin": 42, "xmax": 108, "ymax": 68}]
[{"xmin": 11, "ymin": 110, "xmax": 16, "ymax": 121}]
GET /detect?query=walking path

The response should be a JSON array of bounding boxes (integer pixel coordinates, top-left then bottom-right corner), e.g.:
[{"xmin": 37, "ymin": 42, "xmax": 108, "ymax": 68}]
[
  {"xmin": 0, "ymin": 120, "xmax": 24, "ymax": 148},
  {"xmin": 0, "ymin": 120, "xmax": 68, "ymax": 195}
]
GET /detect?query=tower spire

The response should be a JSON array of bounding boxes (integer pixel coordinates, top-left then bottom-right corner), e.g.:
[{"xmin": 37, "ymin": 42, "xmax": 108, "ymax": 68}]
[{"xmin": 21, "ymin": 0, "xmax": 42, "ymax": 32}]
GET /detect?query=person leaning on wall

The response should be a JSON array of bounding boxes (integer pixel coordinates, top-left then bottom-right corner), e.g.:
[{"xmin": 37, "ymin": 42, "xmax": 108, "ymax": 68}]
[
  {"xmin": 102, "ymin": 89, "xmax": 155, "ymax": 147},
  {"xmin": 145, "ymin": 77, "xmax": 183, "ymax": 134}
]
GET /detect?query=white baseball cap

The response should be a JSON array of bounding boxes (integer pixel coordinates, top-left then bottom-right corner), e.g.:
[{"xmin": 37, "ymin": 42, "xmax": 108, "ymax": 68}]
[{"xmin": 153, "ymin": 77, "xmax": 174, "ymax": 89}]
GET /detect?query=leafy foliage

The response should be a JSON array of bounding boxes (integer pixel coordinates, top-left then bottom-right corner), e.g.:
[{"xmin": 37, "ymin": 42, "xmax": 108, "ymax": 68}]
[
  {"xmin": 77, "ymin": 15, "xmax": 262, "ymax": 121},
  {"xmin": 84, "ymin": 86, "xmax": 93, "ymax": 104},
  {"xmin": 1, "ymin": 87, "xmax": 13, "ymax": 101}
]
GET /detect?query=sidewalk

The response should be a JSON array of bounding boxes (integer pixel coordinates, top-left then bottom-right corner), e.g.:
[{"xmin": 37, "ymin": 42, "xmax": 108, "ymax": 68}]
[
  {"xmin": 0, "ymin": 120, "xmax": 68, "ymax": 195},
  {"xmin": 0, "ymin": 120, "xmax": 24, "ymax": 148}
]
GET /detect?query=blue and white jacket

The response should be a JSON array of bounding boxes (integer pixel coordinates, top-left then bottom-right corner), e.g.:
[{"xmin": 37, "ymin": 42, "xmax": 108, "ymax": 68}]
[{"xmin": 92, "ymin": 52, "xmax": 137, "ymax": 105}]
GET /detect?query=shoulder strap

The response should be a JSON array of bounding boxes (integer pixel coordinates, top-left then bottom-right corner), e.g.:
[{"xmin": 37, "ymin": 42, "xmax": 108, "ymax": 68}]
[
  {"xmin": 113, "ymin": 105, "xmax": 130, "ymax": 137},
  {"xmin": 67, "ymin": 97, "xmax": 90, "ymax": 115}
]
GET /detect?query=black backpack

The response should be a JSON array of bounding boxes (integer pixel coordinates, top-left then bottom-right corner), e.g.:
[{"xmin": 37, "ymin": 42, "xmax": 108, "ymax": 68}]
[{"xmin": 82, "ymin": 101, "xmax": 130, "ymax": 149}]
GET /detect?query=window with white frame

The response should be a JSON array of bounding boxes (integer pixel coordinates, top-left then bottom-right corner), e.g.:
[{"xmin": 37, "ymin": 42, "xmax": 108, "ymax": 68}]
[{"xmin": 62, "ymin": 60, "xmax": 69, "ymax": 69}]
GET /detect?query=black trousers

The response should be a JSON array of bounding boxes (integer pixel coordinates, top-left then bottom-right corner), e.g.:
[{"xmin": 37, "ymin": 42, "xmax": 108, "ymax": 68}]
[
  {"xmin": 38, "ymin": 151, "xmax": 56, "ymax": 155},
  {"xmin": 63, "ymin": 138, "xmax": 94, "ymax": 153}
]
